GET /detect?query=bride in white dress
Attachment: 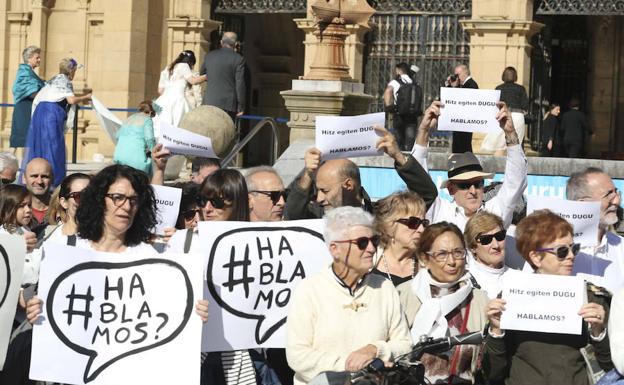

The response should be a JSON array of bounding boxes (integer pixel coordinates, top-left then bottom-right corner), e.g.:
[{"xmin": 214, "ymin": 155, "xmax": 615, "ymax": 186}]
[{"xmin": 153, "ymin": 50, "xmax": 206, "ymax": 137}]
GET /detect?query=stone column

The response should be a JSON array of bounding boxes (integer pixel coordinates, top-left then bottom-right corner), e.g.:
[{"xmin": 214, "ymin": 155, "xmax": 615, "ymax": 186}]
[
  {"xmin": 29, "ymin": 0, "xmax": 52, "ymax": 74},
  {"xmin": 460, "ymin": 0, "xmax": 543, "ymax": 153},
  {"xmin": 166, "ymin": 0, "xmax": 220, "ymax": 64}
]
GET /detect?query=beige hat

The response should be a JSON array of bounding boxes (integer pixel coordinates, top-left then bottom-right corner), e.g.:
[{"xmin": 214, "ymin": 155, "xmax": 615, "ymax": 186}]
[{"xmin": 440, "ymin": 152, "xmax": 494, "ymax": 189}]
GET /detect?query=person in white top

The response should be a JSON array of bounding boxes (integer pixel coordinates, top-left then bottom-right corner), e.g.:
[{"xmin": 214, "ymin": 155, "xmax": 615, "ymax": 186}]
[
  {"xmin": 383, "ymin": 62, "xmax": 420, "ymax": 150},
  {"xmin": 464, "ymin": 211, "xmax": 510, "ymax": 298},
  {"xmin": 411, "ymin": 101, "xmax": 527, "ymax": 232},
  {"xmin": 153, "ymin": 50, "xmax": 207, "ymax": 137},
  {"xmin": 567, "ymin": 167, "xmax": 624, "ymax": 294},
  {"xmin": 286, "ymin": 206, "xmax": 411, "ymax": 385}
]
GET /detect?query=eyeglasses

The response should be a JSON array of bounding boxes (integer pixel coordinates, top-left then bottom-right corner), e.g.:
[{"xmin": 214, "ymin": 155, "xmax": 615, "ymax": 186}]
[
  {"xmin": 476, "ymin": 229, "xmax": 506, "ymax": 245},
  {"xmin": 250, "ymin": 190, "xmax": 288, "ymax": 205},
  {"xmin": 536, "ymin": 243, "xmax": 580, "ymax": 260},
  {"xmin": 425, "ymin": 248, "xmax": 466, "ymax": 262},
  {"xmin": 333, "ymin": 235, "xmax": 381, "ymax": 251},
  {"xmin": 0, "ymin": 178, "xmax": 14, "ymax": 185},
  {"xmin": 181, "ymin": 208, "xmax": 199, "ymax": 221},
  {"xmin": 196, "ymin": 195, "xmax": 228, "ymax": 209},
  {"xmin": 455, "ymin": 180, "xmax": 484, "ymax": 190},
  {"xmin": 396, "ymin": 217, "xmax": 430, "ymax": 229},
  {"xmin": 105, "ymin": 193, "xmax": 139, "ymax": 208},
  {"xmin": 66, "ymin": 191, "xmax": 82, "ymax": 205}
]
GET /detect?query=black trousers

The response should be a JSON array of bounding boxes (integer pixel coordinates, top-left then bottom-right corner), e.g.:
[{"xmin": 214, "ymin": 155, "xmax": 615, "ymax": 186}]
[
  {"xmin": 393, "ymin": 114, "xmax": 418, "ymax": 151},
  {"xmin": 565, "ymin": 142, "xmax": 583, "ymax": 158},
  {"xmin": 452, "ymin": 131, "xmax": 473, "ymax": 153}
]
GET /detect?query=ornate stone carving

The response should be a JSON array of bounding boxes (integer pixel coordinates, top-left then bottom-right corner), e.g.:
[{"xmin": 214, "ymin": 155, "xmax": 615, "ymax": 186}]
[{"xmin": 537, "ymin": 0, "xmax": 624, "ymax": 15}]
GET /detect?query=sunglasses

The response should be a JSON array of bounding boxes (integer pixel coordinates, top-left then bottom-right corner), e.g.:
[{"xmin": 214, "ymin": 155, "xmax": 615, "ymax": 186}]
[
  {"xmin": 0, "ymin": 178, "xmax": 15, "ymax": 185},
  {"xmin": 396, "ymin": 216, "xmax": 429, "ymax": 229},
  {"xmin": 251, "ymin": 190, "xmax": 288, "ymax": 205},
  {"xmin": 181, "ymin": 208, "xmax": 199, "ymax": 221},
  {"xmin": 66, "ymin": 191, "xmax": 82, "ymax": 204},
  {"xmin": 455, "ymin": 180, "xmax": 485, "ymax": 190},
  {"xmin": 196, "ymin": 195, "xmax": 228, "ymax": 209},
  {"xmin": 334, "ymin": 235, "xmax": 381, "ymax": 250},
  {"xmin": 536, "ymin": 243, "xmax": 581, "ymax": 260},
  {"xmin": 105, "ymin": 193, "xmax": 139, "ymax": 208},
  {"xmin": 476, "ymin": 229, "xmax": 506, "ymax": 245}
]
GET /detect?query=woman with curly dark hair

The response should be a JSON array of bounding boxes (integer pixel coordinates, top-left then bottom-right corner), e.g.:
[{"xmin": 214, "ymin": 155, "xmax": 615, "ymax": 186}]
[{"xmin": 25, "ymin": 165, "xmax": 209, "ymax": 324}]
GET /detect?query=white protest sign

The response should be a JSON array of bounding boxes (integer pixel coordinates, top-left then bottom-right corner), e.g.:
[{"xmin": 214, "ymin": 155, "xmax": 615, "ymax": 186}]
[
  {"xmin": 315, "ymin": 112, "xmax": 385, "ymax": 160},
  {"xmin": 30, "ymin": 243, "xmax": 203, "ymax": 385},
  {"xmin": 152, "ymin": 184, "xmax": 182, "ymax": 235},
  {"xmin": 527, "ymin": 196, "xmax": 600, "ymax": 247},
  {"xmin": 438, "ymin": 87, "xmax": 501, "ymax": 134},
  {"xmin": 0, "ymin": 234, "xmax": 26, "ymax": 370},
  {"xmin": 198, "ymin": 219, "xmax": 332, "ymax": 351},
  {"xmin": 500, "ymin": 270, "xmax": 585, "ymax": 335},
  {"xmin": 91, "ymin": 96, "xmax": 122, "ymax": 144},
  {"xmin": 159, "ymin": 121, "xmax": 219, "ymax": 158}
]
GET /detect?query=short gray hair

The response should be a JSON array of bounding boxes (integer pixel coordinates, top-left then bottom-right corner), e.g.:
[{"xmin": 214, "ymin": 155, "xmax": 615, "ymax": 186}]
[
  {"xmin": 566, "ymin": 167, "xmax": 606, "ymax": 200},
  {"xmin": 0, "ymin": 152, "xmax": 18, "ymax": 172},
  {"xmin": 323, "ymin": 206, "xmax": 373, "ymax": 247},
  {"xmin": 22, "ymin": 46, "xmax": 41, "ymax": 64},
  {"xmin": 244, "ymin": 166, "xmax": 281, "ymax": 191},
  {"xmin": 221, "ymin": 32, "xmax": 238, "ymax": 48}
]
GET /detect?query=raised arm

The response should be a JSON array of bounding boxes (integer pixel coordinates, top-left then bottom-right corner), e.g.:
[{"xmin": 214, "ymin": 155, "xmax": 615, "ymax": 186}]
[{"xmin": 283, "ymin": 148, "xmax": 322, "ymax": 220}]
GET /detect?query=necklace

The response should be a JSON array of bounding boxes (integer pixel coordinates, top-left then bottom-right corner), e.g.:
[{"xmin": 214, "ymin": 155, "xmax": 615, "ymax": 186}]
[{"xmin": 381, "ymin": 253, "xmax": 416, "ymax": 285}]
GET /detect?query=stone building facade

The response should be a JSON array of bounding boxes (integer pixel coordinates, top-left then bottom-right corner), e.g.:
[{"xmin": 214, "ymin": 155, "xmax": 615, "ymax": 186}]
[{"xmin": 0, "ymin": 0, "xmax": 622, "ymax": 161}]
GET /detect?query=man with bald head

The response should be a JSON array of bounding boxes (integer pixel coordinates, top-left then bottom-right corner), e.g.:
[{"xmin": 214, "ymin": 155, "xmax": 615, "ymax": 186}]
[
  {"xmin": 284, "ymin": 127, "xmax": 437, "ymax": 219},
  {"xmin": 245, "ymin": 166, "xmax": 286, "ymax": 222},
  {"xmin": 200, "ymin": 31, "xmax": 246, "ymax": 121},
  {"xmin": 22, "ymin": 157, "xmax": 53, "ymax": 235}
]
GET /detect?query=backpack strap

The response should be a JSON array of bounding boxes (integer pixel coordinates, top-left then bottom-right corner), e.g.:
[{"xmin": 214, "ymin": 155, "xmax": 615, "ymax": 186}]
[
  {"xmin": 67, "ymin": 234, "xmax": 77, "ymax": 247},
  {"xmin": 183, "ymin": 228, "xmax": 194, "ymax": 254}
]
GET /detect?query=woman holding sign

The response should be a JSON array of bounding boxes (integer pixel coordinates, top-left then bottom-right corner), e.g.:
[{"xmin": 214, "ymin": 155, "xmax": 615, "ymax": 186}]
[
  {"xmin": 372, "ymin": 190, "xmax": 428, "ymax": 286},
  {"xmin": 484, "ymin": 210, "xmax": 612, "ymax": 385},
  {"xmin": 25, "ymin": 165, "xmax": 209, "ymax": 321},
  {"xmin": 396, "ymin": 222, "xmax": 489, "ymax": 384}
]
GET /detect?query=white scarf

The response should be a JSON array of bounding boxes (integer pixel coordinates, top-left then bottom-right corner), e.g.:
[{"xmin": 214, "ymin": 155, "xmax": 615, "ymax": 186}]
[{"xmin": 410, "ymin": 269, "xmax": 473, "ymax": 341}]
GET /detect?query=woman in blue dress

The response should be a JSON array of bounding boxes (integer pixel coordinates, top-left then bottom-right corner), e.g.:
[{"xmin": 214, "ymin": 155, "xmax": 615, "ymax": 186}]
[
  {"xmin": 113, "ymin": 100, "xmax": 156, "ymax": 174},
  {"xmin": 23, "ymin": 58, "xmax": 91, "ymax": 187},
  {"xmin": 10, "ymin": 46, "xmax": 44, "ymax": 152}
]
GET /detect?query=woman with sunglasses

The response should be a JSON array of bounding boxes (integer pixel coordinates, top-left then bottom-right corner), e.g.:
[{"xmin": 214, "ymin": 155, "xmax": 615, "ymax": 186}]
[
  {"xmin": 25, "ymin": 164, "xmax": 209, "ymax": 321},
  {"xmin": 43, "ymin": 172, "xmax": 91, "ymax": 242},
  {"xmin": 168, "ymin": 169, "xmax": 256, "ymax": 385},
  {"xmin": 485, "ymin": 210, "xmax": 612, "ymax": 385},
  {"xmin": 174, "ymin": 182, "xmax": 201, "ymax": 230},
  {"xmin": 397, "ymin": 222, "xmax": 489, "ymax": 384},
  {"xmin": 372, "ymin": 190, "xmax": 427, "ymax": 286},
  {"xmin": 287, "ymin": 206, "xmax": 411, "ymax": 384},
  {"xmin": 464, "ymin": 212, "xmax": 510, "ymax": 298}
]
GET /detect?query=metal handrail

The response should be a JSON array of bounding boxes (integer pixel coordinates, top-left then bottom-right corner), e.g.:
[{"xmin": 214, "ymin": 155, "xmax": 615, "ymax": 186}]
[{"xmin": 221, "ymin": 117, "xmax": 280, "ymax": 168}]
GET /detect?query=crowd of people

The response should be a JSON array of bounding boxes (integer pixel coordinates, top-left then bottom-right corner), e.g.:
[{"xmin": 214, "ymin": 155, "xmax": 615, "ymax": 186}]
[
  {"xmin": 1, "ymin": 30, "xmax": 622, "ymax": 385},
  {"xmin": 0, "ymin": 91, "xmax": 622, "ymax": 385}
]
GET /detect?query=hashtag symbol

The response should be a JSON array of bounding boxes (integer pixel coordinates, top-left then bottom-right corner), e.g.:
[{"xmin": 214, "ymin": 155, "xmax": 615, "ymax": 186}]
[
  {"xmin": 222, "ymin": 244, "xmax": 255, "ymax": 298},
  {"xmin": 63, "ymin": 284, "xmax": 94, "ymax": 330}
]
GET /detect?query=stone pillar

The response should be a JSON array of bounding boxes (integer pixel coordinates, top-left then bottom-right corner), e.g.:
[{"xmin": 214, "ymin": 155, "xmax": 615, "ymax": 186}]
[
  {"xmin": 166, "ymin": 0, "xmax": 220, "ymax": 64},
  {"xmin": 460, "ymin": 0, "xmax": 543, "ymax": 153}
]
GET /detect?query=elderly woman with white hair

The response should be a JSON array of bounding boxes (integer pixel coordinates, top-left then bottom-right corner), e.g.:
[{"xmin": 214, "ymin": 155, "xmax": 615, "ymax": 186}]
[
  {"xmin": 286, "ymin": 206, "xmax": 411, "ymax": 385},
  {"xmin": 10, "ymin": 45, "xmax": 45, "ymax": 152}
]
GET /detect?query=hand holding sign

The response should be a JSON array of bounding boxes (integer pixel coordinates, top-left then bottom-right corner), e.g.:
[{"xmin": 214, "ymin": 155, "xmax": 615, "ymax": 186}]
[
  {"xmin": 374, "ymin": 126, "xmax": 408, "ymax": 166},
  {"xmin": 315, "ymin": 112, "xmax": 385, "ymax": 160},
  {"xmin": 438, "ymin": 88, "xmax": 501, "ymax": 134}
]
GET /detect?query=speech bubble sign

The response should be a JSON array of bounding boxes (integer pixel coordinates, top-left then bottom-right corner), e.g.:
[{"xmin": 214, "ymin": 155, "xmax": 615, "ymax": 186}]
[
  {"xmin": 45, "ymin": 259, "xmax": 193, "ymax": 383},
  {"xmin": 206, "ymin": 225, "xmax": 327, "ymax": 345},
  {"xmin": 0, "ymin": 245, "xmax": 10, "ymax": 309}
]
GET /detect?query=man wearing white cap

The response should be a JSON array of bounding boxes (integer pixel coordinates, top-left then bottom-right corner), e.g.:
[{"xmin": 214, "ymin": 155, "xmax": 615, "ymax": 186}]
[{"xmin": 411, "ymin": 101, "xmax": 527, "ymax": 231}]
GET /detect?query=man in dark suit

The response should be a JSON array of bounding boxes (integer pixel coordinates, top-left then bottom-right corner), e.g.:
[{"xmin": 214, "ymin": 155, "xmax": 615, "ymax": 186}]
[
  {"xmin": 200, "ymin": 32, "xmax": 246, "ymax": 121},
  {"xmin": 561, "ymin": 98, "xmax": 591, "ymax": 158},
  {"xmin": 446, "ymin": 64, "xmax": 478, "ymax": 153}
]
